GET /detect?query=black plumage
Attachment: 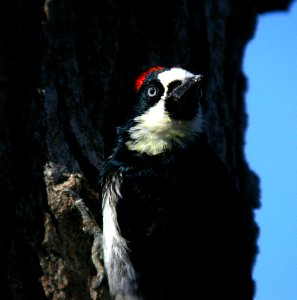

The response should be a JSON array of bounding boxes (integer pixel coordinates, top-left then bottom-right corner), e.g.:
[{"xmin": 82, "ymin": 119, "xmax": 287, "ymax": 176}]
[{"xmin": 101, "ymin": 67, "xmax": 252, "ymax": 300}]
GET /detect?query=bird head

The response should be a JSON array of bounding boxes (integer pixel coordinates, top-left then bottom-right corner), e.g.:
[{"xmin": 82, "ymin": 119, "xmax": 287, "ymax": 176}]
[{"xmin": 125, "ymin": 66, "xmax": 204, "ymax": 156}]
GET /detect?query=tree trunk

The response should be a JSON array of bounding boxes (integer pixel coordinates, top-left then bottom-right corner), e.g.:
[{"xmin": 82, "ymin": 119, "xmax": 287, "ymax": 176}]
[{"xmin": 0, "ymin": 0, "xmax": 292, "ymax": 299}]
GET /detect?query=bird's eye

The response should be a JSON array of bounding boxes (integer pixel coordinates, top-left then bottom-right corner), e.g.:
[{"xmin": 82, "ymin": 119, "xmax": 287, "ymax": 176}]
[{"xmin": 147, "ymin": 86, "xmax": 158, "ymax": 97}]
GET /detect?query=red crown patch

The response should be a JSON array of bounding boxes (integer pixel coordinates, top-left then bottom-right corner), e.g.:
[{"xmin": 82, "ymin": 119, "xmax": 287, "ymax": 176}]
[{"xmin": 134, "ymin": 66, "xmax": 165, "ymax": 92}]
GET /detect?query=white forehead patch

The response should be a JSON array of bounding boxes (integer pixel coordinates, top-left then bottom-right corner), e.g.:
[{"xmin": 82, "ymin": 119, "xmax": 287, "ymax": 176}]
[{"xmin": 157, "ymin": 68, "xmax": 195, "ymax": 89}]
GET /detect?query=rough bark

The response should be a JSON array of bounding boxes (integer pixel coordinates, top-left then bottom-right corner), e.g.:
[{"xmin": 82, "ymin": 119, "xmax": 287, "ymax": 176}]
[{"xmin": 0, "ymin": 0, "xmax": 292, "ymax": 299}]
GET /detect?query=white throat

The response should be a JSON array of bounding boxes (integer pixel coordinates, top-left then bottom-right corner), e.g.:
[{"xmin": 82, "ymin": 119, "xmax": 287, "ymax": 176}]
[{"xmin": 126, "ymin": 101, "xmax": 204, "ymax": 156}]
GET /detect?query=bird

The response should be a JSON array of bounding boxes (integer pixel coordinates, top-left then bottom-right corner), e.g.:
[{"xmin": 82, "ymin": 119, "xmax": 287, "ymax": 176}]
[{"xmin": 101, "ymin": 66, "xmax": 252, "ymax": 300}]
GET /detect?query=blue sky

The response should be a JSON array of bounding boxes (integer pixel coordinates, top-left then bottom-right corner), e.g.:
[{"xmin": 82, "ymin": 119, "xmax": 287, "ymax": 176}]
[{"xmin": 244, "ymin": 1, "xmax": 297, "ymax": 299}]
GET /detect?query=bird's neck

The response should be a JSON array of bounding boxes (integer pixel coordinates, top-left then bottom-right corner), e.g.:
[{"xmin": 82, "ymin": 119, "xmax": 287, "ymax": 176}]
[{"xmin": 125, "ymin": 108, "xmax": 204, "ymax": 156}]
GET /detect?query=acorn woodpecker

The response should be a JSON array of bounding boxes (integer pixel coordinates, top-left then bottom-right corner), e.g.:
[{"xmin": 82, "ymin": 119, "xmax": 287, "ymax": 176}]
[{"xmin": 101, "ymin": 67, "xmax": 251, "ymax": 300}]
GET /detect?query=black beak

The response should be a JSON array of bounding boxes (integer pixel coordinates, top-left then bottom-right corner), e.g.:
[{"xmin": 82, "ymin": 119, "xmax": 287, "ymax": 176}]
[
  {"xmin": 168, "ymin": 74, "xmax": 203, "ymax": 100},
  {"xmin": 165, "ymin": 74, "xmax": 203, "ymax": 120}
]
